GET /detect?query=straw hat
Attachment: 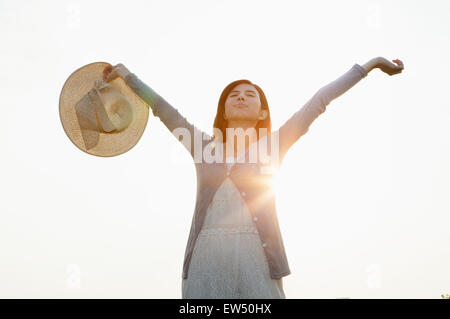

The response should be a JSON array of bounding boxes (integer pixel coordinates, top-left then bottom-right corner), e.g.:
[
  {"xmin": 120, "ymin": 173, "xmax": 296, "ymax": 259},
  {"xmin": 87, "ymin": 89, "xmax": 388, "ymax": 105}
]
[{"xmin": 59, "ymin": 62, "xmax": 149, "ymax": 157}]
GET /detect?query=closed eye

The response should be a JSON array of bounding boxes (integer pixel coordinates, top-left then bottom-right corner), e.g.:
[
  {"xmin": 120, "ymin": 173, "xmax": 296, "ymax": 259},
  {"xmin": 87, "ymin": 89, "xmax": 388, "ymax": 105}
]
[{"xmin": 229, "ymin": 92, "xmax": 256, "ymax": 98}]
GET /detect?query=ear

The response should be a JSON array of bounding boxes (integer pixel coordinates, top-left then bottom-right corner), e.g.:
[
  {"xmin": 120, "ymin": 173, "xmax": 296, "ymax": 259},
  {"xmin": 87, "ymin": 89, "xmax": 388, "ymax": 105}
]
[
  {"xmin": 223, "ymin": 112, "xmax": 227, "ymax": 120},
  {"xmin": 258, "ymin": 109, "xmax": 268, "ymax": 121}
]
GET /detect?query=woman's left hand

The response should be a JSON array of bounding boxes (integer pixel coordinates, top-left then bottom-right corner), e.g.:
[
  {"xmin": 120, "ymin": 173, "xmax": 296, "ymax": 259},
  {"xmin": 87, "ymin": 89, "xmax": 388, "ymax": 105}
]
[
  {"xmin": 103, "ymin": 63, "xmax": 131, "ymax": 82},
  {"xmin": 376, "ymin": 57, "xmax": 404, "ymax": 76}
]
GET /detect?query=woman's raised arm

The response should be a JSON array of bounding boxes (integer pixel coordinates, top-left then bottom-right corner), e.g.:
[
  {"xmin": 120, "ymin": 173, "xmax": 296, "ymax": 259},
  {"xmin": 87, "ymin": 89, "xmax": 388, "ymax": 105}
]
[
  {"xmin": 104, "ymin": 64, "xmax": 210, "ymax": 161},
  {"xmin": 276, "ymin": 57, "xmax": 404, "ymax": 163}
]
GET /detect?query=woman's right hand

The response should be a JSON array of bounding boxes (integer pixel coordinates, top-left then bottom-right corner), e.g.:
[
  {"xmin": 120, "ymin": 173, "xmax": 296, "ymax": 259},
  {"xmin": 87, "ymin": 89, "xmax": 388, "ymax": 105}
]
[{"xmin": 103, "ymin": 63, "xmax": 131, "ymax": 82}]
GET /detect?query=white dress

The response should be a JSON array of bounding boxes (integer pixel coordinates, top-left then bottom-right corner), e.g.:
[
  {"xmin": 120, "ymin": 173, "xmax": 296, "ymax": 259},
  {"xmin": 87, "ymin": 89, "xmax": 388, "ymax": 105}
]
[{"xmin": 182, "ymin": 157, "xmax": 285, "ymax": 299}]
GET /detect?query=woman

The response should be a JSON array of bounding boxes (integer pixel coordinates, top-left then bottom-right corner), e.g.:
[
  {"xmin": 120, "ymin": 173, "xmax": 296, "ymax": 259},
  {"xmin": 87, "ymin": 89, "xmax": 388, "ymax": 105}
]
[{"xmin": 103, "ymin": 57, "xmax": 404, "ymax": 298}]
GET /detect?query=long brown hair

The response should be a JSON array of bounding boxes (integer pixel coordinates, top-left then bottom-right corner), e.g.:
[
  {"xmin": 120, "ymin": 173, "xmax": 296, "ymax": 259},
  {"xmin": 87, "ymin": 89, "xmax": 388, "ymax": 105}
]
[{"xmin": 212, "ymin": 79, "xmax": 272, "ymax": 143}]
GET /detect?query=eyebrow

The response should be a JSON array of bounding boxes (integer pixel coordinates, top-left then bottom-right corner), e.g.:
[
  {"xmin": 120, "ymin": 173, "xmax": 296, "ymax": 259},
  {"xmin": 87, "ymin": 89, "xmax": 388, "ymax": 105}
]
[{"xmin": 230, "ymin": 90, "xmax": 257, "ymax": 94}]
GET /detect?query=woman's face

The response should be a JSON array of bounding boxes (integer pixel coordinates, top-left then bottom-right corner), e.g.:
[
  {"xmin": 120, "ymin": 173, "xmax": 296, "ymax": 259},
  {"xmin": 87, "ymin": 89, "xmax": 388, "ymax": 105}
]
[{"xmin": 224, "ymin": 83, "xmax": 266, "ymax": 123}]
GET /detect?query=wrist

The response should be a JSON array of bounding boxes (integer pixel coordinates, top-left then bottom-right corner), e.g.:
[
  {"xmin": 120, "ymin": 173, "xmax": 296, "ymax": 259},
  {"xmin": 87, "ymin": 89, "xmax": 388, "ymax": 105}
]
[
  {"xmin": 371, "ymin": 57, "xmax": 383, "ymax": 69},
  {"xmin": 119, "ymin": 69, "xmax": 131, "ymax": 79},
  {"xmin": 362, "ymin": 58, "xmax": 380, "ymax": 73}
]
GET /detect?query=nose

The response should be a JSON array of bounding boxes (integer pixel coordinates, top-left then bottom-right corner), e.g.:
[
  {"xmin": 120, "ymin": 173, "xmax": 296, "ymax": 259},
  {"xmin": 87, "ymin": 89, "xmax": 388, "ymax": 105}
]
[{"xmin": 237, "ymin": 94, "xmax": 246, "ymax": 101}]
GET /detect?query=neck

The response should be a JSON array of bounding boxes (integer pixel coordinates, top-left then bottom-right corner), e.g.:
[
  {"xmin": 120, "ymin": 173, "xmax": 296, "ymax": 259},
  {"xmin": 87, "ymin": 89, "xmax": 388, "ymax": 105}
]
[
  {"xmin": 226, "ymin": 119, "xmax": 258, "ymax": 132},
  {"xmin": 224, "ymin": 119, "xmax": 259, "ymax": 158}
]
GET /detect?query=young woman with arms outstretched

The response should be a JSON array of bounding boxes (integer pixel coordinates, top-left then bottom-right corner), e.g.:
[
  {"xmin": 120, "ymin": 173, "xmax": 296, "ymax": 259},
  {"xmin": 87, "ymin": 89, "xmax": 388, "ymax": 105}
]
[{"xmin": 103, "ymin": 57, "xmax": 404, "ymax": 299}]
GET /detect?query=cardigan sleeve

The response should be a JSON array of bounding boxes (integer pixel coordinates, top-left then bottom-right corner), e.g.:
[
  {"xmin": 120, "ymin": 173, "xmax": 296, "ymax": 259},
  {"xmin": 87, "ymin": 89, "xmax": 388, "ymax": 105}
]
[
  {"xmin": 277, "ymin": 63, "xmax": 368, "ymax": 162},
  {"xmin": 125, "ymin": 73, "xmax": 210, "ymax": 161}
]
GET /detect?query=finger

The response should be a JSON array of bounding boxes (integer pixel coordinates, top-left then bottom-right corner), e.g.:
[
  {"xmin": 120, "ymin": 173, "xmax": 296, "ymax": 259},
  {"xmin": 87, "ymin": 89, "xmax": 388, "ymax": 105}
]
[
  {"xmin": 105, "ymin": 70, "xmax": 117, "ymax": 82},
  {"xmin": 103, "ymin": 65, "xmax": 113, "ymax": 81},
  {"xmin": 104, "ymin": 71, "xmax": 111, "ymax": 82},
  {"xmin": 393, "ymin": 61, "xmax": 403, "ymax": 69},
  {"xmin": 394, "ymin": 59, "xmax": 404, "ymax": 68}
]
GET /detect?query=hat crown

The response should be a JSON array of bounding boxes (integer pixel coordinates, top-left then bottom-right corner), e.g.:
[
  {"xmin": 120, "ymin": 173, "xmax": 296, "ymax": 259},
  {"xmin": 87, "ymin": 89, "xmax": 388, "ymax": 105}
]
[{"xmin": 96, "ymin": 82, "xmax": 134, "ymax": 132}]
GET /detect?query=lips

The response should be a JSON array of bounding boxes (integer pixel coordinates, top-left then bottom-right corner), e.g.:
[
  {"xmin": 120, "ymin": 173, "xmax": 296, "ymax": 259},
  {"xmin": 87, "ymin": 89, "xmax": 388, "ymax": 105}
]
[{"xmin": 234, "ymin": 103, "xmax": 248, "ymax": 108}]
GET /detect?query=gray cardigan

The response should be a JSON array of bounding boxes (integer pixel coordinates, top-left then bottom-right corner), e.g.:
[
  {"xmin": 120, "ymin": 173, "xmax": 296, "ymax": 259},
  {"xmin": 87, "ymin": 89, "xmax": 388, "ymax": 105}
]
[{"xmin": 125, "ymin": 63, "xmax": 368, "ymax": 279}]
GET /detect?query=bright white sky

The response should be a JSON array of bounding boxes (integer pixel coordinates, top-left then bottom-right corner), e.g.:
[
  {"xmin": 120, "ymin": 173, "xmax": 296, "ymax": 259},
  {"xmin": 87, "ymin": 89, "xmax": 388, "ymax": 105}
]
[{"xmin": 1, "ymin": 0, "xmax": 449, "ymax": 298}]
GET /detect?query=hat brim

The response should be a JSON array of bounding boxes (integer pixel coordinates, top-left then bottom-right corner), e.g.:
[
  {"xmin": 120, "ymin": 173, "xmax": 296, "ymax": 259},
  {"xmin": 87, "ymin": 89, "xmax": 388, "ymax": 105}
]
[{"xmin": 59, "ymin": 62, "xmax": 149, "ymax": 157}]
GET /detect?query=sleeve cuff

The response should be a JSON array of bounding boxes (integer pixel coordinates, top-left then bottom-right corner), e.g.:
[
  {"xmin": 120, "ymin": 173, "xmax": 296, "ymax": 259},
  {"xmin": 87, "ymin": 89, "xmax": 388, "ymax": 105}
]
[{"xmin": 353, "ymin": 63, "xmax": 368, "ymax": 78}]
